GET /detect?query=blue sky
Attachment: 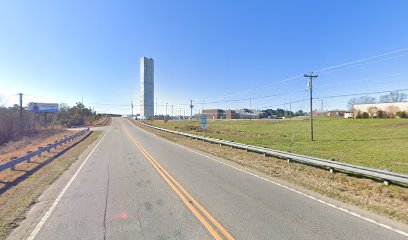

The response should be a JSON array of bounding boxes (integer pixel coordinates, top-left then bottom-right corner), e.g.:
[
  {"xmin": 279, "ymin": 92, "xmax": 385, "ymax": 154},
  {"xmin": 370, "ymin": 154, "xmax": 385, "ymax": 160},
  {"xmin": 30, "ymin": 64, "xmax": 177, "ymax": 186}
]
[{"xmin": 1, "ymin": 0, "xmax": 408, "ymax": 115}]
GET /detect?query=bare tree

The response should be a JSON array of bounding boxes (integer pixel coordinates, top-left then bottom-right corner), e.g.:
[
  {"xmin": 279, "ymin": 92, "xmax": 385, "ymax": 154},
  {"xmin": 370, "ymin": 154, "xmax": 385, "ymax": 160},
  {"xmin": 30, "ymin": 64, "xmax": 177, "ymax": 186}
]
[
  {"xmin": 367, "ymin": 106, "xmax": 378, "ymax": 118},
  {"xmin": 379, "ymin": 91, "xmax": 407, "ymax": 103},
  {"xmin": 347, "ymin": 96, "xmax": 377, "ymax": 110}
]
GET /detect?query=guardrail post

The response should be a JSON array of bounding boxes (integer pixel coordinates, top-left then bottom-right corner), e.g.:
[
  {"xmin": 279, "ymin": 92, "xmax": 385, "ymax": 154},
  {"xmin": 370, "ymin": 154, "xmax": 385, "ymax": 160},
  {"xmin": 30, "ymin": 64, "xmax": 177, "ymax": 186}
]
[
  {"xmin": 26, "ymin": 151, "xmax": 32, "ymax": 163},
  {"xmin": 329, "ymin": 168, "xmax": 335, "ymax": 174},
  {"xmin": 383, "ymin": 180, "xmax": 390, "ymax": 186},
  {"xmin": 10, "ymin": 157, "xmax": 17, "ymax": 170},
  {"xmin": 287, "ymin": 159, "xmax": 291, "ymax": 163},
  {"xmin": 38, "ymin": 147, "xmax": 43, "ymax": 157}
]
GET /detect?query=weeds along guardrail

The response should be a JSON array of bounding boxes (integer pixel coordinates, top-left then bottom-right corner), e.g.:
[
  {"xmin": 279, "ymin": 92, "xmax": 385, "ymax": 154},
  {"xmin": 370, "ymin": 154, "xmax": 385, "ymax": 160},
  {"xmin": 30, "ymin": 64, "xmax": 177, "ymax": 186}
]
[
  {"xmin": 138, "ymin": 121, "xmax": 408, "ymax": 187},
  {"xmin": 0, "ymin": 128, "xmax": 90, "ymax": 173}
]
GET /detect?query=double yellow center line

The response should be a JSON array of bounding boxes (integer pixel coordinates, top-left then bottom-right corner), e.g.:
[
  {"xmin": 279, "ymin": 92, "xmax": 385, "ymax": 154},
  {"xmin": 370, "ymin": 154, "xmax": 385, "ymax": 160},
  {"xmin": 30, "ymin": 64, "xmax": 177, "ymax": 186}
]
[{"xmin": 121, "ymin": 122, "xmax": 234, "ymax": 240}]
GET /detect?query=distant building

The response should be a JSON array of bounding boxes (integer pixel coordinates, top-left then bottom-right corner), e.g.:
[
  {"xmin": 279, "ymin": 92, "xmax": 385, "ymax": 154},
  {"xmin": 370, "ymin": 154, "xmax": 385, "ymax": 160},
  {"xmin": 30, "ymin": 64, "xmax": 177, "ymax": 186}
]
[
  {"xmin": 140, "ymin": 57, "xmax": 154, "ymax": 119},
  {"xmin": 353, "ymin": 102, "xmax": 408, "ymax": 117},
  {"xmin": 327, "ymin": 109, "xmax": 348, "ymax": 117},
  {"xmin": 311, "ymin": 110, "xmax": 326, "ymax": 117},
  {"xmin": 344, "ymin": 112, "xmax": 353, "ymax": 118},
  {"xmin": 202, "ymin": 109, "xmax": 225, "ymax": 119},
  {"xmin": 225, "ymin": 110, "xmax": 237, "ymax": 119},
  {"xmin": 235, "ymin": 109, "xmax": 266, "ymax": 119},
  {"xmin": 202, "ymin": 108, "xmax": 265, "ymax": 119}
]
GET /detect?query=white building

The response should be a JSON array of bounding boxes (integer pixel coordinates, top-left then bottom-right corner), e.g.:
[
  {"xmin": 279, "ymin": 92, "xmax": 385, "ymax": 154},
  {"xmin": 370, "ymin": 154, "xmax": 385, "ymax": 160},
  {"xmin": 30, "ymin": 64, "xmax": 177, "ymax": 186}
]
[{"xmin": 140, "ymin": 57, "xmax": 154, "ymax": 119}]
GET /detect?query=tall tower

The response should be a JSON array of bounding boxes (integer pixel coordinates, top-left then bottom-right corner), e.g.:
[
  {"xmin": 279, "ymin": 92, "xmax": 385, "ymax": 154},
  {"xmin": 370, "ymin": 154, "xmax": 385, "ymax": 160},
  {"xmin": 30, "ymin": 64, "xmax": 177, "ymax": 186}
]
[{"xmin": 140, "ymin": 57, "xmax": 154, "ymax": 119}]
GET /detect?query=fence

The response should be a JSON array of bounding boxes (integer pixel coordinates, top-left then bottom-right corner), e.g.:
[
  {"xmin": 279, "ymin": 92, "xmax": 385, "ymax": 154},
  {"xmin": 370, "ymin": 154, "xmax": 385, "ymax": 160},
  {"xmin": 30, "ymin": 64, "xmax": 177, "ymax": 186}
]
[{"xmin": 0, "ymin": 128, "xmax": 90, "ymax": 172}]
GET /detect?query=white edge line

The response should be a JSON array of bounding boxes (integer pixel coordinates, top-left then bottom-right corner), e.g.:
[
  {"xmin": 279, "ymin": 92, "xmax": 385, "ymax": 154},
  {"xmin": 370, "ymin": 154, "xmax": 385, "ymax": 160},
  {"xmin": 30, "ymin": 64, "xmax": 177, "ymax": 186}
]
[
  {"xmin": 134, "ymin": 121, "xmax": 408, "ymax": 238},
  {"xmin": 27, "ymin": 127, "xmax": 111, "ymax": 240}
]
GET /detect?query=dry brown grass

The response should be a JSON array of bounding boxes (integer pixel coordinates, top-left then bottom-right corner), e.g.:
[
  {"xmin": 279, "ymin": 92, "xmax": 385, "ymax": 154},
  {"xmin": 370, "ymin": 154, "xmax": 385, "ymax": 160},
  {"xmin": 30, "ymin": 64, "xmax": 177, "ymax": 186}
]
[
  {"xmin": 132, "ymin": 120, "xmax": 408, "ymax": 224},
  {"xmin": 0, "ymin": 130, "xmax": 92, "ymax": 189},
  {"xmin": 0, "ymin": 128, "xmax": 70, "ymax": 164},
  {"xmin": 0, "ymin": 131, "xmax": 100, "ymax": 240}
]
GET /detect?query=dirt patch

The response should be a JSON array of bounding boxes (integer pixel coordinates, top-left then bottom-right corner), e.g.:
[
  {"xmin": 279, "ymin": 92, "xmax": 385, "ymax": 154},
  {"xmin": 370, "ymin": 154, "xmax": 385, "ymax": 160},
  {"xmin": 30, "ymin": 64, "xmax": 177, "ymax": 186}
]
[
  {"xmin": 133, "ymin": 120, "xmax": 408, "ymax": 224},
  {"xmin": 0, "ymin": 131, "xmax": 100, "ymax": 240},
  {"xmin": 385, "ymin": 122, "xmax": 408, "ymax": 127}
]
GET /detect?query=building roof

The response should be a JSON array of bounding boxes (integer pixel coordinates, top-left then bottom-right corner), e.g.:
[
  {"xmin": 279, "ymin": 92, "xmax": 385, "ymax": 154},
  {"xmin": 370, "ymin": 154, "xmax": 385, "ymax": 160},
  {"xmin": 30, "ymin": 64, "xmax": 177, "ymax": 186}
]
[{"xmin": 328, "ymin": 109, "xmax": 347, "ymax": 112}]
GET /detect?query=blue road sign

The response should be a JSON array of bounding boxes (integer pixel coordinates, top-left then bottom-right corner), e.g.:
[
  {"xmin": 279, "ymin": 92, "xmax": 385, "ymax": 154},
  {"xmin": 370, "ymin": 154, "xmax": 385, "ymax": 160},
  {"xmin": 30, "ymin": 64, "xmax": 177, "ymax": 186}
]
[{"xmin": 200, "ymin": 115, "xmax": 208, "ymax": 129}]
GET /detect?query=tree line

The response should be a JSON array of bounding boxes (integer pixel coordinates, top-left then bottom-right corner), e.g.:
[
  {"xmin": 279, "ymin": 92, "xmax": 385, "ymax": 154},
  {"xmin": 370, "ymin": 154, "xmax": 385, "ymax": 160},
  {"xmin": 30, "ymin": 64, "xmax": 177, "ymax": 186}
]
[
  {"xmin": 262, "ymin": 108, "xmax": 305, "ymax": 118},
  {"xmin": 347, "ymin": 91, "xmax": 407, "ymax": 110},
  {"xmin": 0, "ymin": 102, "xmax": 99, "ymax": 145}
]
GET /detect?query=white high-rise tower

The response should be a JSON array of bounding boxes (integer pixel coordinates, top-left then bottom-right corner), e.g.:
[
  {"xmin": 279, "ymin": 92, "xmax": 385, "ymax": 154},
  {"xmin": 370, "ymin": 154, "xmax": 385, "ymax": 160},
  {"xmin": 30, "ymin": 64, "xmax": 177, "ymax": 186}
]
[{"xmin": 140, "ymin": 57, "xmax": 154, "ymax": 119}]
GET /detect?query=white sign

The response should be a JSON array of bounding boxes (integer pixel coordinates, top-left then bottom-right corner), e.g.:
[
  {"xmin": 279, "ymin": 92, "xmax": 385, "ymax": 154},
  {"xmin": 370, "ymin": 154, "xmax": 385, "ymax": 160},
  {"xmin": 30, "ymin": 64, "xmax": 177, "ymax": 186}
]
[
  {"xmin": 200, "ymin": 115, "xmax": 208, "ymax": 129},
  {"xmin": 28, "ymin": 102, "xmax": 59, "ymax": 113}
]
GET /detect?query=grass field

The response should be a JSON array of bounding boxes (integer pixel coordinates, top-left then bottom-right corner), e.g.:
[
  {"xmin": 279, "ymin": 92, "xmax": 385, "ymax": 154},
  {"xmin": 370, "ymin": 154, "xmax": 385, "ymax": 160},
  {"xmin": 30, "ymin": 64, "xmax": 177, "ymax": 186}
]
[{"xmin": 147, "ymin": 118, "xmax": 408, "ymax": 174}]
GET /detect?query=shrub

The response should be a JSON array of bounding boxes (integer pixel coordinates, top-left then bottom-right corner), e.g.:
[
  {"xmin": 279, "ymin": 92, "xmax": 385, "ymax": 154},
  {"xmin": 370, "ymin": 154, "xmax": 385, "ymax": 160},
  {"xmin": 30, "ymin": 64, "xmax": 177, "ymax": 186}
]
[
  {"xmin": 355, "ymin": 111, "xmax": 362, "ymax": 119},
  {"xmin": 377, "ymin": 110, "xmax": 387, "ymax": 118},
  {"xmin": 396, "ymin": 111, "xmax": 407, "ymax": 118},
  {"xmin": 361, "ymin": 112, "xmax": 369, "ymax": 119}
]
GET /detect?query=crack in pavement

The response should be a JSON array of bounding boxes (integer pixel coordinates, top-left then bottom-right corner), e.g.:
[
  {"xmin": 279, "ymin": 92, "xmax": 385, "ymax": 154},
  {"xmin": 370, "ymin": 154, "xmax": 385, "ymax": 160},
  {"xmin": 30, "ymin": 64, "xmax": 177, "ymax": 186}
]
[
  {"xmin": 102, "ymin": 153, "xmax": 112, "ymax": 240},
  {"xmin": 136, "ymin": 202, "xmax": 145, "ymax": 238}
]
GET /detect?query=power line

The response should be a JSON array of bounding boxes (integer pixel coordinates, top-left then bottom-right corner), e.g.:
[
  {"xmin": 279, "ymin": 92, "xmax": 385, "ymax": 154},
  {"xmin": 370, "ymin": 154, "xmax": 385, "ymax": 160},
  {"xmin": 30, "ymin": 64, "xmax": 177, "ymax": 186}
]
[
  {"xmin": 203, "ymin": 89, "xmax": 308, "ymax": 105},
  {"xmin": 260, "ymin": 98, "xmax": 309, "ymax": 109},
  {"xmin": 313, "ymin": 88, "xmax": 408, "ymax": 100},
  {"xmin": 200, "ymin": 48, "xmax": 408, "ymax": 102},
  {"xmin": 258, "ymin": 88, "xmax": 408, "ymax": 110},
  {"xmin": 315, "ymin": 48, "xmax": 408, "ymax": 73},
  {"xmin": 316, "ymin": 72, "xmax": 402, "ymax": 89}
]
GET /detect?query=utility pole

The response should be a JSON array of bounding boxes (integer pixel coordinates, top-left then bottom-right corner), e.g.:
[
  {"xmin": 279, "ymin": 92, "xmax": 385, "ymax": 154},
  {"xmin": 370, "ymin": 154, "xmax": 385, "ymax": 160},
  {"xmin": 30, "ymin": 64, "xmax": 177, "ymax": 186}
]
[
  {"xmin": 171, "ymin": 104, "xmax": 173, "ymax": 117},
  {"xmin": 18, "ymin": 93, "xmax": 23, "ymax": 137},
  {"xmin": 321, "ymin": 99, "xmax": 324, "ymax": 112},
  {"xmin": 304, "ymin": 72, "xmax": 318, "ymax": 142},
  {"xmin": 166, "ymin": 103, "xmax": 168, "ymax": 116},
  {"xmin": 189, "ymin": 100, "xmax": 194, "ymax": 120},
  {"xmin": 202, "ymin": 100, "xmax": 205, "ymax": 114},
  {"xmin": 131, "ymin": 101, "xmax": 134, "ymax": 119},
  {"xmin": 289, "ymin": 98, "xmax": 292, "ymax": 120},
  {"xmin": 155, "ymin": 98, "xmax": 158, "ymax": 116}
]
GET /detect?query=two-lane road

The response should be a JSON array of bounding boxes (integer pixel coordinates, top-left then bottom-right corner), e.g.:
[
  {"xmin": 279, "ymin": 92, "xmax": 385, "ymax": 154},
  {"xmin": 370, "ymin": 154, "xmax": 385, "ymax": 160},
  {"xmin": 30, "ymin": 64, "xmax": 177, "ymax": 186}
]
[{"xmin": 20, "ymin": 118, "xmax": 408, "ymax": 239}]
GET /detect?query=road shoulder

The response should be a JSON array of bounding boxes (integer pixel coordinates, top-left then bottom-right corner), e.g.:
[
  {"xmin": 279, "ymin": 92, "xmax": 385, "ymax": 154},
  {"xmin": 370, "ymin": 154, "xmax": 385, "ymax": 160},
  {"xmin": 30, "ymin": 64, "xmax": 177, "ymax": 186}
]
[
  {"xmin": 131, "ymin": 120, "xmax": 408, "ymax": 234},
  {"xmin": 3, "ymin": 130, "xmax": 104, "ymax": 240}
]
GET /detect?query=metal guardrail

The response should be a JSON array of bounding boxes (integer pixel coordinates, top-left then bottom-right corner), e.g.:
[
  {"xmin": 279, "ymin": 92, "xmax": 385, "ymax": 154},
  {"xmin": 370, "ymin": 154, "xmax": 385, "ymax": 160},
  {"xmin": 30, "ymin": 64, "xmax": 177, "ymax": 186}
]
[
  {"xmin": 139, "ymin": 122, "xmax": 408, "ymax": 186},
  {"xmin": 0, "ymin": 128, "xmax": 90, "ymax": 173}
]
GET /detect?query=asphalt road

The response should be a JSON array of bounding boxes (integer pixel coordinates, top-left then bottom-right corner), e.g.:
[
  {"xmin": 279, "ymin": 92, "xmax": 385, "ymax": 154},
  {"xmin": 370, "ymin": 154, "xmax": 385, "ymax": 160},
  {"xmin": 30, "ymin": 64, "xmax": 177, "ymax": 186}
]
[{"xmin": 23, "ymin": 118, "xmax": 407, "ymax": 240}]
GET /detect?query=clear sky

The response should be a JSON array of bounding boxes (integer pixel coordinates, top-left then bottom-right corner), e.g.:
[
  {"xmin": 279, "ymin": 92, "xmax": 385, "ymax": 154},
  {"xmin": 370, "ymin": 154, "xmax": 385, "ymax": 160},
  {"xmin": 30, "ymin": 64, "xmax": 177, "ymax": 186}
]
[{"xmin": 1, "ymin": 0, "xmax": 408, "ymax": 115}]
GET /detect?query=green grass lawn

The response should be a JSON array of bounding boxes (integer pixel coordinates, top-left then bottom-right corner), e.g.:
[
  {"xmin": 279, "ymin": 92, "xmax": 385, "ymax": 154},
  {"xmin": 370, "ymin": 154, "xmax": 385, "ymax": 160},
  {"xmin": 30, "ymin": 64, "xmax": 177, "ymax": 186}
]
[{"xmin": 147, "ymin": 118, "xmax": 408, "ymax": 174}]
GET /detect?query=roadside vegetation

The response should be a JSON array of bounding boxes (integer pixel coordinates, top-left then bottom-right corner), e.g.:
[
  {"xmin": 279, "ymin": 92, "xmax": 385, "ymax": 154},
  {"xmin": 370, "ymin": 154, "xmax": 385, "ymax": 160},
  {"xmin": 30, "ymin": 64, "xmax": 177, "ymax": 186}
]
[
  {"xmin": 133, "ymin": 120, "xmax": 408, "ymax": 225},
  {"xmin": 0, "ymin": 102, "xmax": 106, "ymax": 145},
  {"xmin": 146, "ymin": 117, "xmax": 408, "ymax": 174}
]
